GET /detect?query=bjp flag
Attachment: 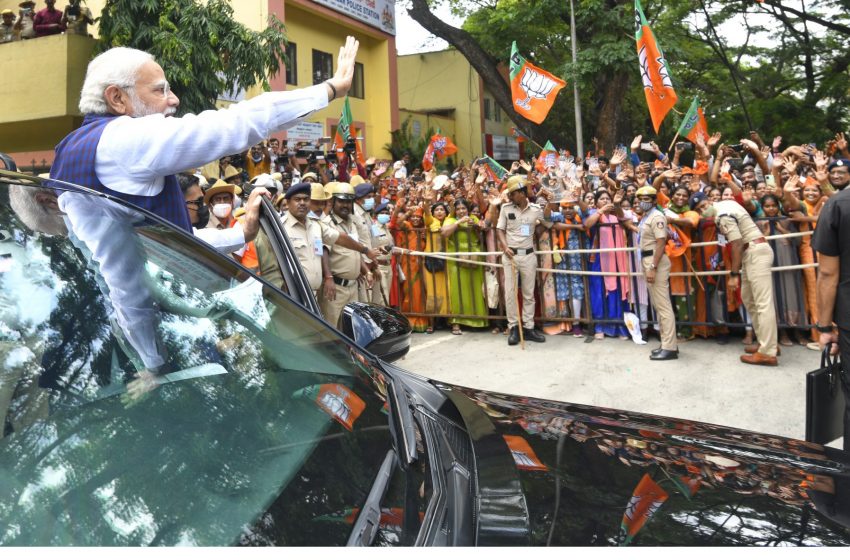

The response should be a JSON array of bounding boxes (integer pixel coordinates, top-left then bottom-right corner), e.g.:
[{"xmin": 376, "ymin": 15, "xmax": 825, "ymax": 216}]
[
  {"xmin": 294, "ymin": 383, "xmax": 366, "ymax": 431},
  {"xmin": 422, "ymin": 133, "xmax": 458, "ymax": 171},
  {"xmin": 677, "ymin": 96, "xmax": 710, "ymax": 144},
  {"xmin": 503, "ymin": 435, "xmax": 547, "ymax": 471},
  {"xmin": 334, "ymin": 96, "xmax": 365, "ymax": 166},
  {"xmin": 510, "ymin": 41, "xmax": 566, "ymax": 124},
  {"xmin": 635, "ymin": 0, "xmax": 677, "ymax": 133},
  {"xmin": 535, "ymin": 140, "xmax": 557, "ymax": 173},
  {"xmin": 619, "ymin": 473, "xmax": 669, "ymax": 546}
]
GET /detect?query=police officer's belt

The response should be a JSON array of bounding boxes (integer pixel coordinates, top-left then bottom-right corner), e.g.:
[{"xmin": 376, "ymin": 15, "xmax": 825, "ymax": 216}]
[
  {"xmin": 332, "ymin": 275, "xmax": 355, "ymax": 287},
  {"xmin": 640, "ymin": 249, "xmax": 654, "ymax": 258},
  {"xmin": 510, "ymin": 247, "xmax": 534, "ymax": 256},
  {"xmin": 743, "ymin": 237, "xmax": 766, "ymax": 252}
]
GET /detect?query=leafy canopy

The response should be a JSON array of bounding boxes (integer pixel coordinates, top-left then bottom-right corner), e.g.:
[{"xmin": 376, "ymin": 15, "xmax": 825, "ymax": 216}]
[{"xmin": 97, "ymin": 0, "xmax": 287, "ymax": 115}]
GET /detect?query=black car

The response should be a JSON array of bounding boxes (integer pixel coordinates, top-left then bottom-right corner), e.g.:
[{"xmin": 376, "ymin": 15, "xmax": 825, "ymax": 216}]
[{"xmin": 1, "ymin": 163, "xmax": 850, "ymax": 546}]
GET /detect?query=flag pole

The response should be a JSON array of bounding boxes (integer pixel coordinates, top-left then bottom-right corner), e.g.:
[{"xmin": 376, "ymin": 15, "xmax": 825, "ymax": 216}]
[
  {"xmin": 667, "ymin": 131, "xmax": 680, "ymax": 155},
  {"xmin": 568, "ymin": 0, "xmax": 584, "ymax": 157}
]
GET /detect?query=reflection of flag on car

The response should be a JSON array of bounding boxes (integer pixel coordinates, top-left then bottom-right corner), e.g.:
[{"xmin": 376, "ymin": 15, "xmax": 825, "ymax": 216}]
[
  {"xmin": 503, "ymin": 435, "xmax": 547, "ymax": 471},
  {"xmin": 510, "ymin": 41, "xmax": 566, "ymax": 124},
  {"xmin": 535, "ymin": 140, "xmax": 558, "ymax": 173},
  {"xmin": 479, "ymin": 156, "xmax": 508, "ymax": 182},
  {"xmin": 619, "ymin": 473, "xmax": 669, "ymax": 546},
  {"xmin": 635, "ymin": 0, "xmax": 677, "ymax": 132},
  {"xmin": 676, "ymin": 97, "xmax": 709, "ymax": 144},
  {"xmin": 422, "ymin": 133, "xmax": 458, "ymax": 171},
  {"xmin": 315, "ymin": 507, "xmax": 424, "ymax": 531},
  {"xmin": 294, "ymin": 383, "xmax": 366, "ymax": 431}
]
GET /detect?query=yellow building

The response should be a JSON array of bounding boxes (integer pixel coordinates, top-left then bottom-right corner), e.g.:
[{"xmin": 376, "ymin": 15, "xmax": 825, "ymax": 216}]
[
  {"xmin": 0, "ymin": 0, "xmax": 399, "ymax": 170},
  {"xmin": 397, "ymin": 48, "xmax": 524, "ymax": 167}
]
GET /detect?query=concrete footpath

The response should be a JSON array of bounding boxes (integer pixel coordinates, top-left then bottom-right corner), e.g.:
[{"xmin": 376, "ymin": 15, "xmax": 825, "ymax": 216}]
[{"xmin": 396, "ymin": 330, "xmax": 829, "ymax": 442}]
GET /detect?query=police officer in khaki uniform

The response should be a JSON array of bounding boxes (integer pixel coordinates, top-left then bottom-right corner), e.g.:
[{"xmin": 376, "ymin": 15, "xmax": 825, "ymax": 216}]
[
  {"xmin": 256, "ymin": 182, "xmax": 378, "ymax": 301},
  {"xmin": 635, "ymin": 186, "xmax": 678, "ymax": 360},
  {"xmin": 370, "ymin": 201, "xmax": 394, "ymax": 306},
  {"xmin": 320, "ymin": 182, "xmax": 372, "ymax": 327},
  {"xmin": 695, "ymin": 197, "xmax": 778, "ymax": 365},
  {"xmin": 496, "ymin": 175, "xmax": 553, "ymax": 346},
  {"xmin": 353, "ymin": 181, "xmax": 377, "ymax": 302}
]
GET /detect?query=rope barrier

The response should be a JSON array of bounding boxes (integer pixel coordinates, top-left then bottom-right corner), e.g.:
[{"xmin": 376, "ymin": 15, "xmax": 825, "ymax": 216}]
[{"xmin": 392, "ymin": 229, "xmax": 819, "ymax": 277}]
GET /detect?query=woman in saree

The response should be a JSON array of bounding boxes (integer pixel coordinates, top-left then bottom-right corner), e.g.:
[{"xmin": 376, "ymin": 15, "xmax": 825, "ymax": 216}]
[
  {"xmin": 391, "ymin": 200, "xmax": 430, "ymax": 332},
  {"xmin": 583, "ymin": 190, "xmax": 630, "ymax": 339},
  {"xmin": 440, "ymin": 198, "xmax": 488, "ymax": 334},
  {"xmin": 422, "ymin": 188, "xmax": 449, "ymax": 332},
  {"xmin": 663, "ymin": 185, "xmax": 700, "ymax": 341},
  {"xmin": 545, "ymin": 200, "xmax": 587, "ymax": 336}
]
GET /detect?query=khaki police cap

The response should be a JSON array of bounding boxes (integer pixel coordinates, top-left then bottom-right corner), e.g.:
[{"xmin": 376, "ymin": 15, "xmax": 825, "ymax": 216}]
[
  {"xmin": 504, "ymin": 175, "xmax": 527, "ymax": 195},
  {"xmin": 331, "ymin": 182, "xmax": 356, "ymax": 200},
  {"xmin": 635, "ymin": 185, "xmax": 657, "ymax": 197},
  {"xmin": 311, "ymin": 182, "xmax": 331, "ymax": 201},
  {"xmin": 204, "ymin": 179, "xmax": 237, "ymax": 205},
  {"xmin": 349, "ymin": 175, "xmax": 365, "ymax": 188}
]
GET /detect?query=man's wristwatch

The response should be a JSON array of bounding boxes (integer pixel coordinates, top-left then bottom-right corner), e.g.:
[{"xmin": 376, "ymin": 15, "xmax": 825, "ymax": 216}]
[
  {"xmin": 816, "ymin": 323, "xmax": 833, "ymax": 333},
  {"xmin": 729, "ymin": 271, "xmax": 741, "ymax": 277},
  {"xmin": 359, "ymin": 245, "xmax": 368, "ymax": 254}
]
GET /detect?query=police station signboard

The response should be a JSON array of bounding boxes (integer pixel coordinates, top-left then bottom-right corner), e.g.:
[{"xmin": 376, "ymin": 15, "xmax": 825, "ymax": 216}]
[{"xmin": 312, "ymin": 0, "xmax": 396, "ymax": 35}]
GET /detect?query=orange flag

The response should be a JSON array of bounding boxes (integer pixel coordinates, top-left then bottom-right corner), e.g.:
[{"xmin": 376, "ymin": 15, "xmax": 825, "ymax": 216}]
[
  {"xmin": 535, "ymin": 141, "xmax": 557, "ymax": 173},
  {"xmin": 619, "ymin": 473, "xmax": 669, "ymax": 546},
  {"xmin": 510, "ymin": 41, "xmax": 566, "ymax": 125},
  {"xmin": 635, "ymin": 0, "xmax": 677, "ymax": 132},
  {"xmin": 422, "ymin": 133, "xmax": 458, "ymax": 171}
]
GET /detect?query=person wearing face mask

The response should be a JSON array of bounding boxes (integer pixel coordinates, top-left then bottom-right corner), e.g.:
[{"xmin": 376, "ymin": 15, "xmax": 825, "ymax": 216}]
[
  {"xmin": 204, "ymin": 180, "xmax": 239, "ymax": 230},
  {"xmin": 369, "ymin": 202, "xmax": 394, "ymax": 306},
  {"xmin": 635, "ymin": 186, "xmax": 678, "ymax": 360},
  {"xmin": 352, "ymin": 180, "xmax": 378, "ymax": 301},
  {"xmin": 245, "ymin": 142, "xmax": 272, "ymax": 179}
]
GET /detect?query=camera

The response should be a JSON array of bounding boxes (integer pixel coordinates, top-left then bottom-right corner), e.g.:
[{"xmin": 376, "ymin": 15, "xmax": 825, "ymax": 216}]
[
  {"xmin": 728, "ymin": 144, "xmax": 744, "ymax": 152},
  {"xmin": 676, "ymin": 141, "xmax": 692, "ymax": 151}
]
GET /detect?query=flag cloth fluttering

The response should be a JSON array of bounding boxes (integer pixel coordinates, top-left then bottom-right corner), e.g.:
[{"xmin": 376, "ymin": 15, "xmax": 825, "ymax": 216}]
[
  {"xmin": 422, "ymin": 133, "xmax": 458, "ymax": 171},
  {"xmin": 334, "ymin": 96, "xmax": 365, "ymax": 166},
  {"xmin": 635, "ymin": 0, "xmax": 678, "ymax": 132},
  {"xmin": 479, "ymin": 156, "xmax": 508, "ymax": 182},
  {"xmin": 677, "ymin": 96, "xmax": 710, "ymax": 144},
  {"xmin": 536, "ymin": 140, "xmax": 558, "ymax": 172},
  {"xmin": 510, "ymin": 41, "xmax": 566, "ymax": 124}
]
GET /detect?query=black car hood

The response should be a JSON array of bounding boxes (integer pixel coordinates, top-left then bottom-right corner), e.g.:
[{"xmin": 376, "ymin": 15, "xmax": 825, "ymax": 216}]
[{"xmin": 434, "ymin": 381, "xmax": 850, "ymax": 546}]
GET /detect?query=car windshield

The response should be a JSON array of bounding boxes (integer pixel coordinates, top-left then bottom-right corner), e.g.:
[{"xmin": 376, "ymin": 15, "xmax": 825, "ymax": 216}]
[{"xmin": 0, "ymin": 179, "xmax": 424, "ymax": 545}]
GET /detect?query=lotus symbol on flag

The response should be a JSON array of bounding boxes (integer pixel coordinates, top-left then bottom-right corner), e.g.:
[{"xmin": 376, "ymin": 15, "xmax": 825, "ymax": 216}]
[{"xmin": 516, "ymin": 67, "xmax": 557, "ymax": 110}]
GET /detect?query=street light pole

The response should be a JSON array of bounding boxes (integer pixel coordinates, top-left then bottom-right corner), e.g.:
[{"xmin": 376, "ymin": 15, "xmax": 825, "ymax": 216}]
[{"xmin": 569, "ymin": 0, "xmax": 584, "ymax": 157}]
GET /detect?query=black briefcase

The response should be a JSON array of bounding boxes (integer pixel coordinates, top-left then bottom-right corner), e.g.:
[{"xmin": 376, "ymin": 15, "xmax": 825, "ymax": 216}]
[{"xmin": 806, "ymin": 345, "xmax": 846, "ymax": 444}]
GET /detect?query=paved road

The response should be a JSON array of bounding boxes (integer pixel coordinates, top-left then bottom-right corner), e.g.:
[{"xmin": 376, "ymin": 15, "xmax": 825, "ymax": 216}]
[{"xmin": 396, "ymin": 330, "xmax": 836, "ymax": 444}]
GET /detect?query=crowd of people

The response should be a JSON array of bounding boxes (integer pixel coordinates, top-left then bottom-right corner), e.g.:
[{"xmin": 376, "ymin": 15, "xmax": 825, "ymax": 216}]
[
  {"xmin": 184, "ymin": 128, "xmax": 848, "ymax": 364},
  {"xmin": 1, "ymin": 0, "xmax": 92, "ymax": 43}
]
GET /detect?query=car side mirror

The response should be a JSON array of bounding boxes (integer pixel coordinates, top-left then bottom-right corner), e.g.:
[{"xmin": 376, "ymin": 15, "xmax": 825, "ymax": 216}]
[{"xmin": 339, "ymin": 302, "xmax": 411, "ymax": 363}]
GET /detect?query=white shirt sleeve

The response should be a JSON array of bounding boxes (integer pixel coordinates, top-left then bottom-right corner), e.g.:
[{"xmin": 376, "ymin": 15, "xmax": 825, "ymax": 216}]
[
  {"xmin": 58, "ymin": 192, "xmax": 165, "ymax": 369},
  {"xmin": 194, "ymin": 223, "xmax": 247, "ymax": 254},
  {"xmin": 96, "ymin": 85, "xmax": 329, "ymax": 196}
]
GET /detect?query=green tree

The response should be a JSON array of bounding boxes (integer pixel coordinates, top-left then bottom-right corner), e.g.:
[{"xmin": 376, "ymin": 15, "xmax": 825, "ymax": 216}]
[
  {"xmin": 97, "ymin": 0, "xmax": 287, "ymax": 115},
  {"xmin": 384, "ymin": 115, "xmax": 434, "ymax": 167}
]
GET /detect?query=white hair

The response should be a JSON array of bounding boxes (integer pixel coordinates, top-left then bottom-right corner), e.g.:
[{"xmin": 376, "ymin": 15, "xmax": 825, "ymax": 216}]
[
  {"xmin": 8, "ymin": 185, "xmax": 68, "ymax": 237},
  {"xmin": 78, "ymin": 47, "xmax": 154, "ymax": 114}
]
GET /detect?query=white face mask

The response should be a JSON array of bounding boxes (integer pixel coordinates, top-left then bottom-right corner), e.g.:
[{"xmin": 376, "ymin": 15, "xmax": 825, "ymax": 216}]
[{"xmin": 212, "ymin": 203, "xmax": 232, "ymax": 219}]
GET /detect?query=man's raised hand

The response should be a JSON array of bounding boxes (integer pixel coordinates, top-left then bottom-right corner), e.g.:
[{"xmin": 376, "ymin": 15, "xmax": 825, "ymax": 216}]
[{"xmin": 327, "ymin": 36, "xmax": 360, "ymax": 100}]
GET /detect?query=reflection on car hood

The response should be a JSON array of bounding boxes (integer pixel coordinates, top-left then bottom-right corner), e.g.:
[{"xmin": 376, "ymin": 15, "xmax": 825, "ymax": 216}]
[{"xmin": 438, "ymin": 382, "xmax": 850, "ymax": 546}]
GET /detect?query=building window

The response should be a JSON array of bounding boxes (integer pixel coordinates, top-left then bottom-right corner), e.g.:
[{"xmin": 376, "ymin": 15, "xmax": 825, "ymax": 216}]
[
  {"xmin": 285, "ymin": 42, "xmax": 297, "ymax": 86},
  {"xmin": 351, "ymin": 62, "xmax": 365, "ymax": 99},
  {"xmin": 494, "ymin": 103, "xmax": 502, "ymax": 122},
  {"xmin": 312, "ymin": 49, "xmax": 333, "ymax": 85},
  {"xmin": 483, "ymin": 98, "xmax": 492, "ymax": 120}
]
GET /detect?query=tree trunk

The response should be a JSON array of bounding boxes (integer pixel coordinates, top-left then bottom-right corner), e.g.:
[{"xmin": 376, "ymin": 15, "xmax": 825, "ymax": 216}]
[
  {"xmin": 595, "ymin": 71, "xmax": 629, "ymax": 151},
  {"xmin": 407, "ymin": 0, "xmax": 553, "ymax": 146}
]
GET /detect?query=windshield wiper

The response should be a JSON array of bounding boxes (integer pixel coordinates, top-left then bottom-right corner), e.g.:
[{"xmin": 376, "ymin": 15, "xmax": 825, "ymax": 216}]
[
  {"xmin": 387, "ymin": 378, "xmax": 418, "ymax": 468},
  {"xmin": 347, "ymin": 450, "xmax": 397, "ymax": 546}
]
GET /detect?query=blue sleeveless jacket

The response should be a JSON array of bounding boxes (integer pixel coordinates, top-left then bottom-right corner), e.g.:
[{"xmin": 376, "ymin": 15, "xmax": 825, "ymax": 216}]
[{"xmin": 51, "ymin": 114, "xmax": 193, "ymax": 232}]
